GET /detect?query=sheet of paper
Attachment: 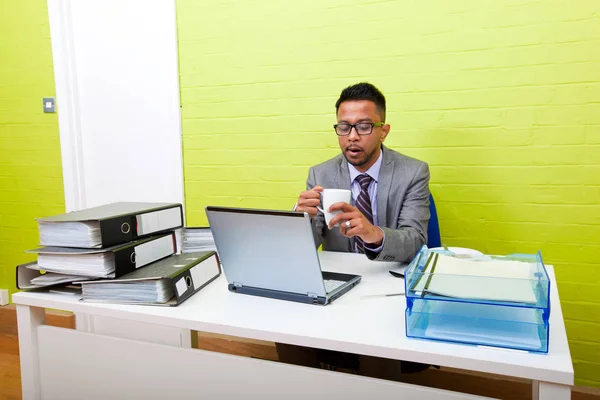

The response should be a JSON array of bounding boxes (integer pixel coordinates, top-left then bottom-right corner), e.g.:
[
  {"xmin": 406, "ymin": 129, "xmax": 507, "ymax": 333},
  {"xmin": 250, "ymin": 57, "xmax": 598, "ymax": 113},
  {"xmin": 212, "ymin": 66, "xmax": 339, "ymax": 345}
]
[
  {"xmin": 432, "ymin": 254, "xmax": 533, "ymax": 279},
  {"xmin": 425, "ymin": 254, "xmax": 538, "ymax": 304},
  {"xmin": 31, "ymin": 273, "xmax": 96, "ymax": 285}
]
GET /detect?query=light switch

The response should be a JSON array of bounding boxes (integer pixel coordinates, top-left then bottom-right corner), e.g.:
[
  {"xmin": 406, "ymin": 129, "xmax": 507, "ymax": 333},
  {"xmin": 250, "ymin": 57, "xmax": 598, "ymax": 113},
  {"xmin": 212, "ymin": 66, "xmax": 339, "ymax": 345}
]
[{"xmin": 43, "ymin": 97, "xmax": 56, "ymax": 113}]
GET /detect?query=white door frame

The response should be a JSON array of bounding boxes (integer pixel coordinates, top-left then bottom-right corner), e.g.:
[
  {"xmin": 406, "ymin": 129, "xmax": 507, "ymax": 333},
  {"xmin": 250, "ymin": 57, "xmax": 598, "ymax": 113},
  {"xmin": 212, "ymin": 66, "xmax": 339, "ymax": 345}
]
[{"xmin": 47, "ymin": 0, "xmax": 87, "ymax": 212}]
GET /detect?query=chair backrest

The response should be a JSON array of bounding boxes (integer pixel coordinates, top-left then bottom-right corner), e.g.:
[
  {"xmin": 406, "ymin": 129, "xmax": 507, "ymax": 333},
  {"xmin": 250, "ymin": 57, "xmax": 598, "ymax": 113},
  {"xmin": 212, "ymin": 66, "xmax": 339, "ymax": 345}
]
[{"xmin": 427, "ymin": 194, "xmax": 441, "ymax": 248}]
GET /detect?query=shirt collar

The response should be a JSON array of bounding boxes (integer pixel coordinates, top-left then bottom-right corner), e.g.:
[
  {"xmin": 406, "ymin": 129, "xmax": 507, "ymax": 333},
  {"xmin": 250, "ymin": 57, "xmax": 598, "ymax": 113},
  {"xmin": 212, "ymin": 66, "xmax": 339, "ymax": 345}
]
[{"xmin": 348, "ymin": 147, "xmax": 383, "ymax": 184}]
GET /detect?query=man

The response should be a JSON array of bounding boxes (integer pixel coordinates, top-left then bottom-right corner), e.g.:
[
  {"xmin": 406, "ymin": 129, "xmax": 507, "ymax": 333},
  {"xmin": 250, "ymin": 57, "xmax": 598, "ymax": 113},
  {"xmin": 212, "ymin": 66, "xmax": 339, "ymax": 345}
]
[
  {"xmin": 297, "ymin": 82, "xmax": 430, "ymax": 262},
  {"xmin": 277, "ymin": 82, "xmax": 431, "ymax": 377}
]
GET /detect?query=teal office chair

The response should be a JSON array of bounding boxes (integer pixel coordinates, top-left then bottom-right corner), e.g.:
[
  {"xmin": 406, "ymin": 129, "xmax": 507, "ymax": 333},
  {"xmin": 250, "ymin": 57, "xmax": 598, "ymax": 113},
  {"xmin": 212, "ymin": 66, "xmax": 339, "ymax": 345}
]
[{"xmin": 427, "ymin": 194, "xmax": 441, "ymax": 248}]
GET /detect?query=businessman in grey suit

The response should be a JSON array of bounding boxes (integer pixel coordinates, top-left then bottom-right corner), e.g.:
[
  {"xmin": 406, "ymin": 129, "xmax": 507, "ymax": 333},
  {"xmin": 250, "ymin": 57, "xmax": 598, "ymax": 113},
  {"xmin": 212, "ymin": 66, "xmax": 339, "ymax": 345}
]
[
  {"xmin": 278, "ymin": 83, "xmax": 432, "ymax": 377},
  {"xmin": 297, "ymin": 83, "xmax": 430, "ymax": 263}
]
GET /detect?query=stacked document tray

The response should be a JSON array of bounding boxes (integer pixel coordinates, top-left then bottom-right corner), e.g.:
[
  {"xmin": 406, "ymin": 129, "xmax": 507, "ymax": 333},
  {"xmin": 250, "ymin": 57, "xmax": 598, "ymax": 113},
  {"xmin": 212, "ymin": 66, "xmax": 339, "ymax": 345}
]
[{"xmin": 404, "ymin": 246, "xmax": 550, "ymax": 353}]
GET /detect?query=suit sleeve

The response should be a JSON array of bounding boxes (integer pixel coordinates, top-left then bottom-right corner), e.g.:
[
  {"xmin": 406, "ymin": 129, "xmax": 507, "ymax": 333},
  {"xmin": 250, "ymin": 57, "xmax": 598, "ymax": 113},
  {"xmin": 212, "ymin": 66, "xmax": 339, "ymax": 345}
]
[
  {"xmin": 306, "ymin": 167, "xmax": 326, "ymax": 248},
  {"xmin": 365, "ymin": 162, "xmax": 430, "ymax": 263}
]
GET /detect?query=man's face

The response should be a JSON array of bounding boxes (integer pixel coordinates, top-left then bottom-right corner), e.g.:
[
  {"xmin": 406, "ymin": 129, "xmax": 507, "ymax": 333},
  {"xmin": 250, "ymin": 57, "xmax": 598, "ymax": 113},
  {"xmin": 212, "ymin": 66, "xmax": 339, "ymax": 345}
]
[{"xmin": 336, "ymin": 100, "xmax": 390, "ymax": 172}]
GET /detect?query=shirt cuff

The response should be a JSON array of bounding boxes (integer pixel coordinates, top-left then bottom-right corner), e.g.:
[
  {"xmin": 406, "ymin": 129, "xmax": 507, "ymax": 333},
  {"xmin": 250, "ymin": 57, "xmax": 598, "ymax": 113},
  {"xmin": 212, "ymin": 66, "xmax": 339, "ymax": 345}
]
[{"xmin": 364, "ymin": 227, "xmax": 385, "ymax": 253}]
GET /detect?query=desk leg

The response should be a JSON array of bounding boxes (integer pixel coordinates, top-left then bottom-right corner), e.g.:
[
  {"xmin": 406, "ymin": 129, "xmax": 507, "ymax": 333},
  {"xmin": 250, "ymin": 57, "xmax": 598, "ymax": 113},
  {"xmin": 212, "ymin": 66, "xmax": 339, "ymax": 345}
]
[
  {"xmin": 533, "ymin": 381, "xmax": 571, "ymax": 400},
  {"xmin": 181, "ymin": 329, "xmax": 193, "ymax": 348},
  {"xmin": 74, "ymin": 313, "xmax": 92, "ymax": 331},
  {"xmin": 16, "ymin": 305, "xmax": 45, "ymax": 400}
]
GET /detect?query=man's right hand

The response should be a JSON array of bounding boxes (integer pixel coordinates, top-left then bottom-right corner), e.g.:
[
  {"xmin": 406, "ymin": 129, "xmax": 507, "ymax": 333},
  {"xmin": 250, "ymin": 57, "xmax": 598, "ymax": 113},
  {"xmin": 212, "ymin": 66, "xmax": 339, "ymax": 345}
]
[{"xmin": 296, "ymin": 185, "xmax": 323, "ymax": 218}]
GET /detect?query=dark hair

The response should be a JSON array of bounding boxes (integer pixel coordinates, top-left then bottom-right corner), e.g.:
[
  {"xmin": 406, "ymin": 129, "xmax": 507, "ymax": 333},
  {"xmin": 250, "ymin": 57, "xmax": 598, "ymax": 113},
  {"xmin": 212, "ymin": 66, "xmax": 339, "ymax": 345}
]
[{"xmin": 335, "ymin": 82, "xmax": 386, "ymax": 121}]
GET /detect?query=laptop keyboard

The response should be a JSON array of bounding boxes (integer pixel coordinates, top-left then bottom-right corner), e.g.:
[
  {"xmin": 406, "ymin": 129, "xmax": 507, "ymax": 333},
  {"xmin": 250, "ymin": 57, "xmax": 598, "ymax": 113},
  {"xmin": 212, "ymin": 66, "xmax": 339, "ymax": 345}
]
[{"xmin": 324, "ymin": 279, "xmax": 346, "ymax": 293}]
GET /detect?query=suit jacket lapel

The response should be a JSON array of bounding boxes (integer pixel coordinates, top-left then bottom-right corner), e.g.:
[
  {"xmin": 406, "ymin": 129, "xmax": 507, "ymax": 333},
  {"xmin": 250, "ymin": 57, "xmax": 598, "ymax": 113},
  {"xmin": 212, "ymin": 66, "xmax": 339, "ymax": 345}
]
[
  {"xmin": 377, "ymin": 146, "xmax": 394, "ymax": 226},
  {"xmin": 336, "ymin": 156, "xmax": 351, "ymax": 190}
]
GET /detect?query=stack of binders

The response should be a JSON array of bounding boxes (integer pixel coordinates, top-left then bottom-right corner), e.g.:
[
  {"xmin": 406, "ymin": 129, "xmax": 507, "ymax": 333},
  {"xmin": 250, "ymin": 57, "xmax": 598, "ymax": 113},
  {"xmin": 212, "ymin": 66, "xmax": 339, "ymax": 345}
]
[{"xmin": 16, "ymin": 202, "xmax": 221, "ymax": 306}]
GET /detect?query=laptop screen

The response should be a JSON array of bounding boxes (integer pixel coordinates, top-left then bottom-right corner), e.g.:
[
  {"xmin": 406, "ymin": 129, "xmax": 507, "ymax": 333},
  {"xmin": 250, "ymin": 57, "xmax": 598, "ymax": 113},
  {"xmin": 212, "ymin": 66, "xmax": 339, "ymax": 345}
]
[{"xmin": 205, "ymin": 206, "xmax": 327, "ymax": 297}]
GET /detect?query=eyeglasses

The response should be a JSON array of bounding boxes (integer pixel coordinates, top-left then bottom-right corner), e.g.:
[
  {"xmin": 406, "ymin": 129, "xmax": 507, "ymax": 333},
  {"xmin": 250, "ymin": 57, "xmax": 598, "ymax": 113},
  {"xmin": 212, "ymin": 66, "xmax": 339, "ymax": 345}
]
[{"xmin": 333, "ymin": 122, "xmax": 385, "ymax": 136}]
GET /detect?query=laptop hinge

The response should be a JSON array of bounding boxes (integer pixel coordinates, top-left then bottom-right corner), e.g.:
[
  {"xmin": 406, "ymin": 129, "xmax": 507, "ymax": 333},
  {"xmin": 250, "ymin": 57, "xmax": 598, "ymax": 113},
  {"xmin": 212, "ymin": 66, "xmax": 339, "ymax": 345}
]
[
  {"xmin": 307, "ymin": 292, "xmax": 318, "ymax": 298},
  {"xmin": 232, "ymin": 281, "xmax": 243, "ymax": 288}
]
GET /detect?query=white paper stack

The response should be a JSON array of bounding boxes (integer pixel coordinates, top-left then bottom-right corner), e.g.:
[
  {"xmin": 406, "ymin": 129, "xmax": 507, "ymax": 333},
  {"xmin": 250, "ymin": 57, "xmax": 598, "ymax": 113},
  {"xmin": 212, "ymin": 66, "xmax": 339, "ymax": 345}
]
[
  {"xmin": 38, "ymin": 221, "xmax": 102, "ymax": 248},
  {"xmin": 35, "ymin": 252, "xmax": 116, "ymax": 278},
  {"xmin": 182, "ymin": 227, "xmax": 217, "ymax": 254},
  {"xmin": 420, "ymin": 253, "xmax": 537, "ymax": 304},
  {"xmin": 81, "ymin": 280, "xmax": 174, "ymax": 304}
]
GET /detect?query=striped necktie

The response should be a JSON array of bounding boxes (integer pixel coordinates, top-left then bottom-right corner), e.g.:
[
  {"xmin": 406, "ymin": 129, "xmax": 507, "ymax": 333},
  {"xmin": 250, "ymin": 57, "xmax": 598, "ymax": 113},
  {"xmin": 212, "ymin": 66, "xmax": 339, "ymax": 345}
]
[{"xmin": 355, "ymin": 174, "xmax": 373, "ymax": 253}]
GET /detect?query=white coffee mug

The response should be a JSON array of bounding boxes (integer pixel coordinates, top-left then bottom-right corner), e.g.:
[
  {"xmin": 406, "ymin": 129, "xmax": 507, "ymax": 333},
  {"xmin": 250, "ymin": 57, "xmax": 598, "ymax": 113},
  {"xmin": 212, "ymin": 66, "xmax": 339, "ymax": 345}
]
[{"xmin": 319, "ymin": 189, "xmax": 351, "ymax": 226}]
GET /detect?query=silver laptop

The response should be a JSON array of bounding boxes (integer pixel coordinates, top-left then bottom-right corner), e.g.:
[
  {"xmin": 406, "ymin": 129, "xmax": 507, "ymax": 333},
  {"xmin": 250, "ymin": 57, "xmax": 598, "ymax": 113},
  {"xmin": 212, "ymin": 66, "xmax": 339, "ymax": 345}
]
[{"xmin": 205, "ymin": 206, "xmax": 361, "ymax": 305}]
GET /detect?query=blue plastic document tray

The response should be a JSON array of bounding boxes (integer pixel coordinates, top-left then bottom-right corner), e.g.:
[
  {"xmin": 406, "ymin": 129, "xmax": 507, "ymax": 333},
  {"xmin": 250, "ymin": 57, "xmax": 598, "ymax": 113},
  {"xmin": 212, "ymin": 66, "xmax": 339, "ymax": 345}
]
[{"xmin": 404, "ymin": 246, "xmax": 550, "ymax": 353}]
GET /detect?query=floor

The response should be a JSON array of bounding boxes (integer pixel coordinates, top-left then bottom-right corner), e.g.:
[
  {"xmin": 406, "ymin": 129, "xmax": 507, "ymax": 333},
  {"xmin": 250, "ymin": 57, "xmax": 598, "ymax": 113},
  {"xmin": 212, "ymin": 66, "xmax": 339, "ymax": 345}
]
[{"xmin": 1, "ymin": 305, "xmax": 599, "ymax": 400}]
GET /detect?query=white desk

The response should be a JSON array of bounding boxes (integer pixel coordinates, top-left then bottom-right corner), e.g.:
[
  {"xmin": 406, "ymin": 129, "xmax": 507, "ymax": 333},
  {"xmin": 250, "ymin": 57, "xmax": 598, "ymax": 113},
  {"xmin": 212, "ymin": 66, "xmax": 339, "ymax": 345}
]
[{"xmin": 13, "ymin": 251, "xmax": 573, "ymax": 400}]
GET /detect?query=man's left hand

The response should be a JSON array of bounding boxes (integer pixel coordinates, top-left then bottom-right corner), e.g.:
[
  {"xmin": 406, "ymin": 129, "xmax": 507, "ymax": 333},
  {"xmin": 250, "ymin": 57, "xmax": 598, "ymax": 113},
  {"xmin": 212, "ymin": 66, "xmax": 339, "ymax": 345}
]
[{"xmin": 327, "ymin": 202, "xmax": 384, "ymax": 246}]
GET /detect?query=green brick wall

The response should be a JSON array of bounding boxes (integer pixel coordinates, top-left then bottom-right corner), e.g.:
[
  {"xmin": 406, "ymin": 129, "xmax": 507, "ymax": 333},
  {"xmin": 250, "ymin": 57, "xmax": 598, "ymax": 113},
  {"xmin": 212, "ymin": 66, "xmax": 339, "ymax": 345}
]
[
  {"xmin": 0, "ymin": 0, "xmax": 65, "ymax": 295},
  {"xmin": 177, "ymin": 0, "xmax": 600, "ymax": 386}
]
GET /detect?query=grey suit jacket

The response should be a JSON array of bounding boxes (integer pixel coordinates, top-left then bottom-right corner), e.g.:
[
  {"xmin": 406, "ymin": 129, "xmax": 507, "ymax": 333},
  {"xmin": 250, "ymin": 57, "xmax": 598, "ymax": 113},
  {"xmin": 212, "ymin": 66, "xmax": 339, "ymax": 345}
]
[{"xmin": 306, "ymin": 145, "xmax": 430, "ymax": 263}]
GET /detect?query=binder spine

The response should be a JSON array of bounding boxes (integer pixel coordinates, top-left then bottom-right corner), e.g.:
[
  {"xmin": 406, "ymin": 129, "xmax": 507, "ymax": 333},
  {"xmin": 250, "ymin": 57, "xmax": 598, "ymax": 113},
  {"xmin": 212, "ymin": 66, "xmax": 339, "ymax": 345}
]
[
  {"xmin": 173, "ymin": 253, "xmax": 221, "ymax": 305},
  {"xmin": 112, "ymin": 233, "xmax": 177, "ymax": 278},
  {"xmin": 113, "ymin": 244, "xmax": 137, "ymax": 278},
  {"xmin": 177, "ymin": 204, "xmax": 184, "ymax": 228},
  {"xmin": 100, "ymin": 215, "xmax": 137, "ymax": 247}
]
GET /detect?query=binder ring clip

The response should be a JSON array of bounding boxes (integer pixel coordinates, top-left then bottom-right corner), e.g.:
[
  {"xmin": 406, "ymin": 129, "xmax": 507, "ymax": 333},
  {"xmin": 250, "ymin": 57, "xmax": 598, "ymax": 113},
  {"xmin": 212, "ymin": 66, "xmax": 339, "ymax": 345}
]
[
  {"xmin": 121, "ymin": 222, "xmax": 131, "ymax": 234},
  {"xmin": 185, "ymin": 276, "xmax": 192, "ymax": 287},
  {"xmin": 130, "ymin": 252, "xmax": 136, "ymax": 264}
]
